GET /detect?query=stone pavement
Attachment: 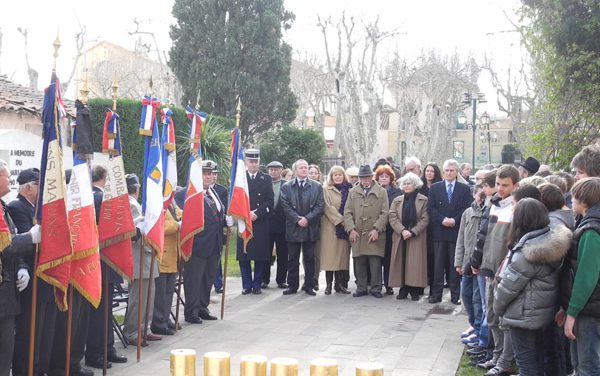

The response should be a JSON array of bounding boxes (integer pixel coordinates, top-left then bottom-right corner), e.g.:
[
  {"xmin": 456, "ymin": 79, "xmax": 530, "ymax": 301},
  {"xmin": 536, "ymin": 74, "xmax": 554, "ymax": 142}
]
[{"xmin": 106, "ymin": 274, "xmax": 466, "ymax": 376}]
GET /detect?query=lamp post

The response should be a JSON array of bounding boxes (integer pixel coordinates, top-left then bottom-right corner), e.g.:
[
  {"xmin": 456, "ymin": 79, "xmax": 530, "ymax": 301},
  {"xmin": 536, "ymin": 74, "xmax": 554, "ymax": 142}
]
[
  {"xmin": 478, "ymin": 112, "xmax": 498, "ymax": 164},
  {"xmin": 458, "ymin": 93, "xmax": 487, "ymax": 168}
]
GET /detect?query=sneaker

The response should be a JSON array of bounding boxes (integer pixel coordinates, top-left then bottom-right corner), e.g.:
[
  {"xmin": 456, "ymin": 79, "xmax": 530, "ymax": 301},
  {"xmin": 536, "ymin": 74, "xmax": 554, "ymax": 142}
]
[
  {"xmin": 461, "ymin": 326, "xmax": 475, "ymax": 338},
  {"xmin": 476, "ymin": 359, "xmax": 496, "ymax": 370},
  {"xmin": 461, "ymin": 333, "xmax": 478, "ymax": 344}
]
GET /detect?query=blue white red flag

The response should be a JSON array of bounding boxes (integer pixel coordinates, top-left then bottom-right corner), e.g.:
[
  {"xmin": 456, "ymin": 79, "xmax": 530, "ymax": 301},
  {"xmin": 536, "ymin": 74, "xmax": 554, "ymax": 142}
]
[
  {"xmin": 36, "ymin": 73, "xmax": 73, "ymax": 311},
  {"xmin": 161, "ymin": 107, "xmax": 177, "ymax": 210},
  {"xmin": 180, "ymin": 106, "xmax": 205, "ymax": 260},
  {"xmin": 98, "ymin": 110, "xmax": 135, "ymax": 280},
  {"xmin": 67, "ymin": 117, "xmax": 101, "ymax": 308},
  {"xmin": 228, "ymin": 127, "xmax": 252, "ymax": 250},
  {"xmin": 140, "ymin": 98, "xmax": 164, "ymax": 257},
  {"xmin": 139, "ymin": 95, "xmax": 160, "ymax": 136}
]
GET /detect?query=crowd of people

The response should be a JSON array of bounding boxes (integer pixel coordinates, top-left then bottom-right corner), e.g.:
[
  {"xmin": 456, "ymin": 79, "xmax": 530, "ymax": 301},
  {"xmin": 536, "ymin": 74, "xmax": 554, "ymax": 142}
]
[{"xmin": 1, "ymin": 144, "xmax": 600, "ymax": 376}]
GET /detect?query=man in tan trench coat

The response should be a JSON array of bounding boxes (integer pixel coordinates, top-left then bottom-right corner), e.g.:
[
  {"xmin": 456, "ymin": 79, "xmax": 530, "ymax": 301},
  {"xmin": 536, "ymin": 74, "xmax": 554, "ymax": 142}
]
[{"xmin": 343, "ymin": 165, "xmax": 389, "ymax": 298}]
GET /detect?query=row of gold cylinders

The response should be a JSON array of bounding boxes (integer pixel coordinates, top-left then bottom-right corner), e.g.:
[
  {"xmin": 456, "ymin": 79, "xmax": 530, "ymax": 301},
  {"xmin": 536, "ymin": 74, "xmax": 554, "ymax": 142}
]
[{"xmin": 170, "ymin": 349, "xmax": 383, "ymax": 376}]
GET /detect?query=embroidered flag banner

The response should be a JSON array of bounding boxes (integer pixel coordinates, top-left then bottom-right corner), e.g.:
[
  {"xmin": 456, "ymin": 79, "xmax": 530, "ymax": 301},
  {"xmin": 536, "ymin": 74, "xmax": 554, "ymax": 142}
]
[
  {"xmin": 161, "ymin": 107, "xmax": 177, "ymax": 210},
  {"xmin": 228, "ymin": 127, "xmax": 253, "ymax": 250}
]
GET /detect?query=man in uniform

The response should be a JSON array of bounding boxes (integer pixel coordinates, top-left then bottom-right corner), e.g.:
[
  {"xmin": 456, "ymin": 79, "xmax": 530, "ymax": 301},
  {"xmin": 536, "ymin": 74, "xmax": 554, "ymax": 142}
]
[
  {"xmin": 262, "ymin": 161, "xmax": 288, "ymax": 289},
  {"xmin": 7, "ymin": 168, "xmax": 47, "ymax": 376},
  {"xmin": 211, "ymin": 163, "xmax": 228, "ymax": 294},
  {"xmin": 237, "ymin": 149, "xmax": 273, "ymax": 295},
  {"xmin": 85, "ymin": 166, "xmax": 127, "ymax": 368},
  {"xmin": 184, "ymin": 161, "xmax": 231, "ymax": 323}
]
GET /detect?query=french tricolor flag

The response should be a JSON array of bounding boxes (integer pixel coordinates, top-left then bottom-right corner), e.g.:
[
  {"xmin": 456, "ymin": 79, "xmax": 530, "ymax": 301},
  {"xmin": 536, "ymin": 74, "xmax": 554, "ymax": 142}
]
[{"xmin": 228, "ymin": 128, "xmax": 253, "ymax": 250}]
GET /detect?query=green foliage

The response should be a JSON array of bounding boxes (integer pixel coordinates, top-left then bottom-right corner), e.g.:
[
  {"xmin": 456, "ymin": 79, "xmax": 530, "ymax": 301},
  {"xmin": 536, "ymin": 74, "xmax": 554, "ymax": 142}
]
[
  {"xmin": 259, "ymin": 126, "xmax": 327, "ymax": 170},
  {"xmin": 87, "ymin": 98, "xmax": 233, "ymax": 184},
  {"xmin": 169, "ymin": 0, "xmax": 298, "ymax": 143},
  {"xmin": 519, "ymin": 0, "xmax": 600, "ymax": 169}
]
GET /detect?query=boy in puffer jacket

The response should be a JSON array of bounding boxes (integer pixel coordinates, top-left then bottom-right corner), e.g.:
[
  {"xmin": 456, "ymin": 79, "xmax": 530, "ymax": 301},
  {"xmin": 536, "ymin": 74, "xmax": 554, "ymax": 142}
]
[{"xmin": 494, "ymin": 198, "xmax": 572, "ymax": 375}]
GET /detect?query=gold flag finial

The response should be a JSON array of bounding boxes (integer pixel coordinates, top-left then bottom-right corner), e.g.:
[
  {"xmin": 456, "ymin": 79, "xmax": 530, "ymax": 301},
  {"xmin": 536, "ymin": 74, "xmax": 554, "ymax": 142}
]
[
  {"xmin": 111, "ymin": 74, "xmax": 119, "ymax": 111},
  {"xmin": 80, "ymin": 72, "xmax": 90, "ymax": 105},
  {"xmin": 52, "ymin": 32, "xmax": 61, "ymax": 70}
]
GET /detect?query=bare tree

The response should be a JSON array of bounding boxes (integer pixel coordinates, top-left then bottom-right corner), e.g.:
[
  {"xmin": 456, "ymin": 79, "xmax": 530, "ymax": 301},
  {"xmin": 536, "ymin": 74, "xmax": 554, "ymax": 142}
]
[
  {"xmin": 17, "ymin": 28, "xmax": 38, "ymax": 89},
  {"xmin": 318, "ymin": 14, "xmax": 397, "ymax": 165},
  {"xmin": 381, "ymin": 51, "xmax": 479, "ymax": 163}
]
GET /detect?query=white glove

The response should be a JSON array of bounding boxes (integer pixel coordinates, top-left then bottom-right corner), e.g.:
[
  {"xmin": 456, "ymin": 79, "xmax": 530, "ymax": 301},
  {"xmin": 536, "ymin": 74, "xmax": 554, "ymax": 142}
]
[
  {"xmin": 29, "ymin": 224, "xmax": 41, "ymax": 244},
  {"xmin": 226, "ymin": 215, "xmax": 234, "ymax": 227},
  {"xmin": 16, "ymin": 268, "xmax": 30, "ymax": 292}
]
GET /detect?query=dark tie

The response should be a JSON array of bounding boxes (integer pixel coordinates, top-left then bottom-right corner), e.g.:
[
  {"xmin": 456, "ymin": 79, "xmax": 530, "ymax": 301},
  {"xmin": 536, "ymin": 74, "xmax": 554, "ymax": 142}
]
[{"xmin": 447, "ymin": 183, "xmax": 453, "ymax": 203}]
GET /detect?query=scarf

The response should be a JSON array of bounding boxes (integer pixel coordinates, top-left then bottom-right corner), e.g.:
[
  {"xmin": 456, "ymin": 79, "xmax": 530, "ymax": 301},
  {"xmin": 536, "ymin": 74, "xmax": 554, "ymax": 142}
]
[
  {"xmin": 334, "ymin": 182, "xmax": 352, "ymax": 239},
  {"xmin": 401, "ymin": 191, "xmax": 418, "ymax": 229}
]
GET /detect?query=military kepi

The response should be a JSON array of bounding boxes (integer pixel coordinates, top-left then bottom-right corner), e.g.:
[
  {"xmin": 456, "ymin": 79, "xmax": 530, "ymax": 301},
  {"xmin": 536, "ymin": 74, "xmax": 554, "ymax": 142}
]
[{"xmin": 245, "ymin": 149, "xmax": 260, "ymax": 160}]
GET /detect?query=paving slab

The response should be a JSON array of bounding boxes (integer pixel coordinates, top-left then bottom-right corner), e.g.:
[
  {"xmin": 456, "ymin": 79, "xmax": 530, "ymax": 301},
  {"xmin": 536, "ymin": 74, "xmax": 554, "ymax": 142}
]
[{"xmin": 102, "ymin": 269, "xmax": 467, "ymax": 376}]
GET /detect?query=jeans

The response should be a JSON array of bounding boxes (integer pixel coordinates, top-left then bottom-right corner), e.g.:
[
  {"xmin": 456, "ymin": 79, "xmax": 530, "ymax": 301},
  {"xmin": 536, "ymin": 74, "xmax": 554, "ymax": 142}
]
[
  {"xmin": 461, "ymin": 275, "xmax": 483, "ymax": 333},
  {"xmin": 573, "ymin": 315, "xmax": 600, "ymax": 376},
  {"xmin": 477, "ymin": 275, "xmax": 490, "ymax": 348},
  {"xmin": 510, "ymin": 327, "xmax": 545, "ymax": 376}
]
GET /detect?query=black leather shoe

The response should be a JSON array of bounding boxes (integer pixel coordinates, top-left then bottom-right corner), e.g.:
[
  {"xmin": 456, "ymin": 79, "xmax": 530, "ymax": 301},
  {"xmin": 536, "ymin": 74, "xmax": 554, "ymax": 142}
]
[
  {"xmin": 85, "ymin": 356, "xmax": 112, "ymax": 369},
  {"xmin": 385, "ymin": 286, "xmax": 394, "ymax": 295},
  {"xmin": 253, "ymin": 288, "xmax": 262, "ymax": 295},
  {"xmin": 314, "ymin": 283, "xmax": 320, "ymax": 291},
  {"xmin": 72, "ymin": 366, "xmax": 95, "ymax": 376},
  {"xmin": 371, "ymin": 292, "xmax": 383, "ymax": 298},
  {"xmin": 303, "ymin": 287, "xmax": 317, "ymax": 296},
  {"xmin": 261, "ymin": 282, "xmax": 269, "ymax": 289},
  {"xmin": 199, "ymin": 312, "xmax": 218, "ymax": 321},
  {"xmin": 241, "ymin": 288, "xmax": 252, "ymax": 295},
  {"xmin": 352, "ymin": 291, "xmax": 368, "ymax": 297},
  {"xmin": 337, "ymin": 286, "xmax": 351, "ymax": 294},
  {"xmin": 277, "ymin": 283, "xmax": 288, "ymax": 289},
  {"xmin": 214, "ymin": 287, "xmax": 223, "ymax": 294},
  {"xmin": 108, "ymin": 353, "xmax": 128, "ymax": 363},
  {"xmin": 282, "ymin": 288, "xmax": 297, "ymax": 295},
  {"xmin": 451, "ymin": 298, "xmax": 461, "ymax": 305},
  {"xmin": 410, "ymin": 293, "xmax": 420, "ymax": 301},
  {"xmin": 428, "ymin": 297, "xmax": 442, "ymax": 304},
  {"xmin": 185, "ymin": 316, "xmax": 202, "ymax": 324},
  {"xmin": 151, "ymin": 326, "xmax": 175, "ymax": 336}
]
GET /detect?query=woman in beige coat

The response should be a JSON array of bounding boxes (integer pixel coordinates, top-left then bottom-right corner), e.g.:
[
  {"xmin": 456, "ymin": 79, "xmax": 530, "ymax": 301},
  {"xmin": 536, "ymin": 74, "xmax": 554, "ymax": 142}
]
[
  {"xmin": 320, "ymin": 166, "xmax": 352, "ymax": 295},
  {"xmin": 388, "ymin": 172, "xmax": 429, "ymax": 301}
]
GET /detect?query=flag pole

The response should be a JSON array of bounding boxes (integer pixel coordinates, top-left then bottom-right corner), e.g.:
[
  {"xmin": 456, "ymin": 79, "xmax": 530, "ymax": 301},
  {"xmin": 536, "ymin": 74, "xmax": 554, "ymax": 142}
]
[
  {"xmin": 220, "ymin": 98, "xmax": 241, "ymax": 320},
  {"xmin": 137, "ymin": 76, "xmax": 153, "ymax": 361}
]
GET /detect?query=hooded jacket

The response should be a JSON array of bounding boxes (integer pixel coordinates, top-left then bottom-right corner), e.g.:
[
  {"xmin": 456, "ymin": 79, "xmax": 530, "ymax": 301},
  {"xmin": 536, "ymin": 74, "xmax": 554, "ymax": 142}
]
[
  {"xmin": 454, "ymin": 201, "xmax": 484, "ymax": 271},
  {"xmin": 494, "ymin": 225, "xmax": 572, "ymax": 329}
]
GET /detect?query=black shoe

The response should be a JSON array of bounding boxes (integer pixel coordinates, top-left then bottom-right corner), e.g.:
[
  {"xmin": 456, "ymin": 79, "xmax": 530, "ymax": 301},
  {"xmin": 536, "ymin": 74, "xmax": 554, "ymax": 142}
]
[
  {"xmin": 199, "ymin": 312, "xmax": 218, "ymax": 321},
  {"xmin": 397, "ymin": 288, "xmax": 409, "ymax": 300},
  {"xmin": 303, "ymin": 287, "xmax": 317, "ymax": 296},
  {"xmin": 277, "ymin": 283, "xmax": 288, "ymax": 289},
  {"xmin": 72, "ymin": 367, "xmax": 95, "ymax": 376},
  {"xmin": 108, "ymin": 352, "xmax": 128, "ymax": 363},
  {"xmin": 185, "ymin": 316, "xmax": 202, "ymax": 324},
  {"xmin": 85, "ymin": 356, "xmax": 112, "ymax": 369},
  {"xmin": 353, "ymin": 291, "xmax": 368, "ymax": 297},
  {"xmin": 451, "ymin": 298, "xmax": 461, "ymax": 305},
  {"xmin": 314, "ymin": 283, "xmax": 319, "ymax": 291},
  {"xmin": 151, "ymin": 326, "xmax": 175, "ymax": 336},
  {"xmin": 168, "ymin": 321, "xmax": 182, "ymax": 330},
  {"xmin": 253, "ymin": 288, "xmax": 262, "ymax": 295},
  {"xmin": 336, "ymin": 286, "xmax": 351, "ymax": 294},
  {"xmin": 385, "ymin": 286, "xmax": 394, "ymax": 295},
  {"xmin": 214, "ymin": 287, "xmax": 223, "ymax": 294},
  {"xmin": 324, "ymin": 283, "xmax": 332, "ymax": 295},
  {"xmin": 282, "ymin": 288, "xmax": 297, "ymax": 295},
  {"xmin": 371, "ymin": 292, "xmax": 383, "ymax": 298},
  {"xmin": 428, "ymin": 297, "xmax": 442, "ymax": 304},
  {"xmin": 410, "ymin": 294, "xmax": 420, "ymax": 301},
  {"xmin": 261, "ymin": 282, "xmax": 269, "ymax": 289},
  {"xmin": 241, "ymin": 288, "xmax": 252, "ymax": 295},
  {"xmin": 470, "ymin": 354, "xmax": 488, "ymax": 366}
]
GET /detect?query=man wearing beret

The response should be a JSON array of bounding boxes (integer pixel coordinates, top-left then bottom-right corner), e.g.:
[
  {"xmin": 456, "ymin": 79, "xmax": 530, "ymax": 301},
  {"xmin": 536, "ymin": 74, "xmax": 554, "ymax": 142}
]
[
  {"xmin": 0, "ymin": 161, "xmax": 41, "ymax": 375},
  {"xmin": 262, "ymin": 161, "xmax": 288, "ymax": 289},
  {"xmin": 518, "ymin": 157, "xmax": 540, "ymax": 179}
]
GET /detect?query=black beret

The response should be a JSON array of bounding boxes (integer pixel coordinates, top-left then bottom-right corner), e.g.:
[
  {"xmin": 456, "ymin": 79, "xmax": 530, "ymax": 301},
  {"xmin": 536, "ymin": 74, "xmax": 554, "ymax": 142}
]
[{"xmin": 17, "ymin": 168, "xmax": 40, "ymax": 185}]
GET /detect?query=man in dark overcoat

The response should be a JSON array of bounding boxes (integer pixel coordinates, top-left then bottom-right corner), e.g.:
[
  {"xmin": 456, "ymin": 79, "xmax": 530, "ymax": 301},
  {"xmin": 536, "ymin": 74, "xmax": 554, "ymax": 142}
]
[{"xmin": 236, "ymin": 149, "xmax": 273, "ymax": 295}]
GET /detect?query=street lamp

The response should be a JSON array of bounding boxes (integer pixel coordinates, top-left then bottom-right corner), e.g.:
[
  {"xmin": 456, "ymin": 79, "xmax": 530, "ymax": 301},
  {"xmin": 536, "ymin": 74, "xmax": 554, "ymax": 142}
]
[
  {"xmin": 460, "ymin": 92, "xmax": 487, "ymax": 168},
  {"xmin": 479, "ymin": 112, "xmax": 498, "ymax": 164}
]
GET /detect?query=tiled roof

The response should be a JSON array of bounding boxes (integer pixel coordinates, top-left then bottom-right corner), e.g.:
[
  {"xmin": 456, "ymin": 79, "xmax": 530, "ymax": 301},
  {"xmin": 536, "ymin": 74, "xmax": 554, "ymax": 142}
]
[{"xmin": 0, "ymin": 76, "xmax": 75, "ymax": 117}]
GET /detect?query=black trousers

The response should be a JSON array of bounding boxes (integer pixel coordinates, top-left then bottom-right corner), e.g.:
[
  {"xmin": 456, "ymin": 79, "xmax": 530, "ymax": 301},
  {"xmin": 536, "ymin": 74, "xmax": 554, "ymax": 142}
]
[
  {"xmin": 286, "ymin": 241, "xmax": 315, "ymax": 291},
  {"xmin": 431, "ymin": 241, "xmax": 460, "ymax": 300},
  {"xmin": 184, "ymin": 253, "xmax": 220, "ymax": 318},
  {"xmin": 12, "ymin": 282, "xmax": 58, "ymax": 376},
  {"xmin": 85, "ymin": 279, "xmax": 116, "ymax": 360},
  {"xmin": 0, "ymin": 314, "xmax": 15, "ymax": 376},
  {"xmin": 49, "ymin": 290, "xmax": 89, "ymax": 375},
  {"xmin": 263, "ymin": 232, "xmax": 288, "ymax": 285}
]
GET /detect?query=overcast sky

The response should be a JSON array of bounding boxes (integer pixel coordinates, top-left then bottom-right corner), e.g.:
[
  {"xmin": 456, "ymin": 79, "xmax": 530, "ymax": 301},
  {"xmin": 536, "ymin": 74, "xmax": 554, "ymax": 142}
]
[{"xmin": 0, "ymin": 0, "xmax": 523, "ymax": 116}]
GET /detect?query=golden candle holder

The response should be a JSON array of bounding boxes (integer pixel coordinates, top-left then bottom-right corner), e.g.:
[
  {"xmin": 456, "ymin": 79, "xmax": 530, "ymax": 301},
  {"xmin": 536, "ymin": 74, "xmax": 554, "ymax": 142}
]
[
  {"xmin": 203, "ymin": 351, "xmax": 231, "ymax": 376},
  {"xmin": 355, "ymin": 362, "xmax": 384, "ymax": 376},
  {"xmin": 309, "ymin": 358, "xmax": 338, "ymax": 376},
  {"xmin": 170, "ymin": 349, "xmax": 196, "ymax": 376},
  {"xmin": 240, "ymin": 354, "xmax": 268, "ymax": 376},
  {"xmin": 270, "ymin": 357, "xmax": 298, "ymax": 376}
]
